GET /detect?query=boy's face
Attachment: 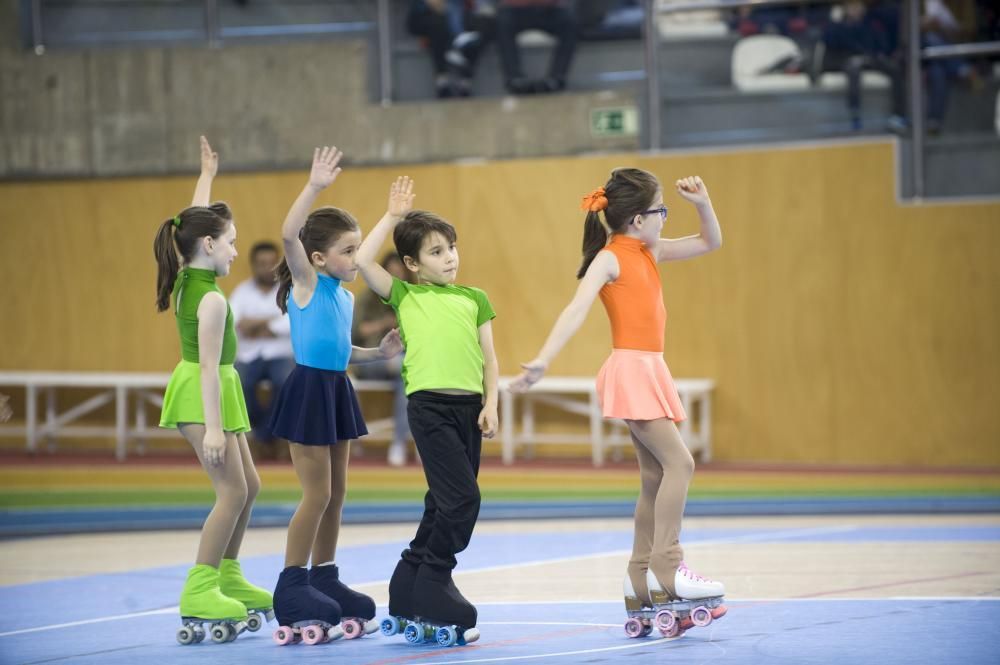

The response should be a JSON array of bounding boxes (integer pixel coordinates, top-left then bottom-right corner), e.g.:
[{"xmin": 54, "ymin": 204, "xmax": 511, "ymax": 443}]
[{"xmin": 405, "ymin": 231, "xmax": 459, "ymax": 285}]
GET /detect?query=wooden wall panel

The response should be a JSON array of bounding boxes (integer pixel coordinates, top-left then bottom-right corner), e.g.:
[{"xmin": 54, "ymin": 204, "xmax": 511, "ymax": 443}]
[{"xmin": 1, "ymin": 141, "xmax": 997, "ymax": 465}]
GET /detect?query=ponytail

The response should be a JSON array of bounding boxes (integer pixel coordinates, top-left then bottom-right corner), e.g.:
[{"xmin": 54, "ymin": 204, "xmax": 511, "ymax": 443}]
[
  {"xmin": 152, "ymin": 206, "xmax": 230, "ymax": 312},
  {"xmin": 576, "ymin": 211, "xmax": 609, "ymax": 279},
  {"xmin": 275, "ymin": 257, "xmax": 292, "ymax": 314},
  {"xmin": 154, "ymin": 219, "xmax": 181, "ymax": 312},
  {"xmin": 575, "ymin": 168, "xmax": 662, "ymax": 279}
]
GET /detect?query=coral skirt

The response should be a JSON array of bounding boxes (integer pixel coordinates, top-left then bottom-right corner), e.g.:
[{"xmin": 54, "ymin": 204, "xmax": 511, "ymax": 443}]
[{"xmin": 596, "ymin": 349, "xmax": 687, "ymax": 422}]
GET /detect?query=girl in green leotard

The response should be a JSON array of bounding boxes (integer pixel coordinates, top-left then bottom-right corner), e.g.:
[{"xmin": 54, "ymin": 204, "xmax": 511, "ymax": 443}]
[{"xmin": 153, "ymin": 136, "xmax": 273, "ymax": 643}]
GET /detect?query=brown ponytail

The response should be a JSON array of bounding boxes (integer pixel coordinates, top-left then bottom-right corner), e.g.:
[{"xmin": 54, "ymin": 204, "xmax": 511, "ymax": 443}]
[
  {"xmin": 275, "ymin": 206, "xmax": 359, "ymax": 313},
  {"xmin": 153, "ymin": 206, "xmax": 230, "ymax": 312},
  {"xmin": 575, "ymin": 168, "xmax": 661, "ymax": 279}
]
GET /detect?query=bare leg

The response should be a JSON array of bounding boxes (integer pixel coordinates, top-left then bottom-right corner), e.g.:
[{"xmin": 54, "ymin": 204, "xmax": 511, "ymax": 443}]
[
  {"xmin": 178, "ymin": 424, "xmax": 248, "ymax": 567},
  {"xmin": 312, "ymin": 440, "xmax": 350, "ymax": 565},
  {"xmin": 627, "ymin": 418, "xmax": 694, "ymax": 598},
  {"xmin": 223, "ymin": 432, "xmax": 260, "ymax": 560},
  {"xmin": 284, "ymin": 443, "xmax": 332, "ymax": 568}
]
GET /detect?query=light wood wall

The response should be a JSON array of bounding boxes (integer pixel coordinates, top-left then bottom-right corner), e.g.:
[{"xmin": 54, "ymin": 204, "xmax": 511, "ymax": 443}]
[{"xmin": 1, "ymin": 141, "xmax": 998, "ymax": 466}]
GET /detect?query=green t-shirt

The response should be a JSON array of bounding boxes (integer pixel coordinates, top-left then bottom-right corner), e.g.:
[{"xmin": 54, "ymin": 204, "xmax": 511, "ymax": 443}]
[
  {"xmin": 384, "ymin": 277, "xmax": 496, "ymax": 395},
  {"xmin": 173, "ymin": 267, "xmax": 238, "ymax": 365}
]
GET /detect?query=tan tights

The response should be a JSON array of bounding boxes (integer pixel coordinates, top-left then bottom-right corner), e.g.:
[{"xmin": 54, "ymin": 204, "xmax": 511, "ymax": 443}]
[
  {"xmin": 284, "ymin": 441, "xmax": 350, "ymax": 568},
  {"xmin": 179, "ymin": 425, "xmax": 261, "ymax": 566},
  {"xmin": 626, "ymin": 417, "xmax": 695, "ymax": 602}
]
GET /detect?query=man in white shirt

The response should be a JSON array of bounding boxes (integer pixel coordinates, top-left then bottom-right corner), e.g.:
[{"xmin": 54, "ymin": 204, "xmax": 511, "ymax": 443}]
[{"xmin": 230, "ymin": 241, "xmax": 295, "ymax": 453}]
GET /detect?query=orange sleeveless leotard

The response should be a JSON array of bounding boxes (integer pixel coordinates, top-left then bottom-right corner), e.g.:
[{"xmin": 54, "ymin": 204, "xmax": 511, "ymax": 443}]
[{"xmin": 598, "ymin": 235, "xmax": 665, "ymax": 352}]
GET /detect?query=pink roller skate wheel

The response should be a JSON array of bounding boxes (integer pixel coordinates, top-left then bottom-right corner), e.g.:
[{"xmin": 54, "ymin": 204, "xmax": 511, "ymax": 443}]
[
  {"xmin": 273, "ymin": 626, "xmax": 295, "ymax": 646},
  {"xmin": 624, "ymin": 618, "xmax": 645, "ymax": 638},
  {"xmin": 302, "ymin": 625, "xmax": 325, "ymax": 645},
  {"xmin": 691, "ymin": 606, "xmax": 713, "ymax": 627},
  {"xmin": 342, "ymin": 619, "xmax": 362, "ymax": 639},
  {"xmin": 654, "ymin": 609, "xmax": 676, "ymax": 632}
]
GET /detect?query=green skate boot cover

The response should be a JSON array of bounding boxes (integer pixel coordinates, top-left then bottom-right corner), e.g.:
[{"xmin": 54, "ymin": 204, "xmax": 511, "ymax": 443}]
[
  {"xmin": 180, "ymin": 564, "xmax": 248, "ymax": 621},
  {"xmin": 219, "ymin": 558, "xmax": 274, "ymax": 611}
]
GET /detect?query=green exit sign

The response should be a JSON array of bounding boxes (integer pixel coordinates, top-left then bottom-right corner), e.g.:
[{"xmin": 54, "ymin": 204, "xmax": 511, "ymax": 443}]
[{"xmin": 591, "ymin": 106, "xmax": 638, "ymax": 137}]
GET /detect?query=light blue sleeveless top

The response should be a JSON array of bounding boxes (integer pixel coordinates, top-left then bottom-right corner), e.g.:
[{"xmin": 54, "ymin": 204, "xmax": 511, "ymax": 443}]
[{"xmin": 287, "ymin": 273, "xmax": 354, "ymax": 371}]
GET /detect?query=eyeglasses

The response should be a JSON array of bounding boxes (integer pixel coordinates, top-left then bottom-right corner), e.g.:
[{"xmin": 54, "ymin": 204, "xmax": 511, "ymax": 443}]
[{"xmin": 641, "ymin": 206, "xmax": 669, "ymax": 221}]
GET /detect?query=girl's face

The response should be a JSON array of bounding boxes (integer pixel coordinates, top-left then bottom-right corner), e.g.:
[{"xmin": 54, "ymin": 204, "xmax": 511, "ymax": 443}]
[
  {"xmin": 313, "ymin": 229, "xmax": 362, "ymax": 282},
  {"xmin": 207, "ymin": 222, "xmax": 238, "ymax": 276},
  {"xmin": 633, "ymin": 189, "xmax": 666, "ymax": 246}
]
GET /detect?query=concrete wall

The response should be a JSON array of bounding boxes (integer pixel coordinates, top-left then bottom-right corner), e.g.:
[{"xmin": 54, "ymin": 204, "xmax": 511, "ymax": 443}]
[{"xmin": 0, "ymin": 1, "xmax": 638, "ymax": 179}]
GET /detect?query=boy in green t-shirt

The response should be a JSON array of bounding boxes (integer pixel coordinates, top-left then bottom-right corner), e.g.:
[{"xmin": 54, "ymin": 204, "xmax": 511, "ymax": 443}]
[{"xmin": 357, "ymin": 176, "xmax": 498, "ymax": 641}]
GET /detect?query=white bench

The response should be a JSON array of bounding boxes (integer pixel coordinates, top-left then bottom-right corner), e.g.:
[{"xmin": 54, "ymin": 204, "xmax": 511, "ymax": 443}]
[
  {"xmin": 498, "ymin": 376, "xmax": 714, "ymax": 466},
  {"xmin": 0, "ymin": 372, "xmax": 714, "ymax": 466}
]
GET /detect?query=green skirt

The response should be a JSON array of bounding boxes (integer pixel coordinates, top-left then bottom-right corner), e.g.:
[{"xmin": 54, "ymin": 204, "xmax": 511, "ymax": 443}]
[{"xmin": 159, "ymin": 361, "xmax": 251, "ymax": 433}]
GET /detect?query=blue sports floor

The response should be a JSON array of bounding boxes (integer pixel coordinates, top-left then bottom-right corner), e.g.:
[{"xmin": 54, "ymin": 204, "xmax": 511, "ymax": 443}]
[{"xmin": 2, "ymin": 518, "xmax": 999, "ymax": 665}]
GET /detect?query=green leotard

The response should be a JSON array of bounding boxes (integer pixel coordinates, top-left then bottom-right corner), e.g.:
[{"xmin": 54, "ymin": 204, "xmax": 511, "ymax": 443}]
[{"xmin": 159, "ymin": 267, "xmax": 250, "ymax": 432}]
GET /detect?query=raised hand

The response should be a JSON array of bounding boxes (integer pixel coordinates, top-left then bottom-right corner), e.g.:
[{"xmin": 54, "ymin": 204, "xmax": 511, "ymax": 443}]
[
  {"xmin": 378, "ymin": 328, "xmax": 404, "ymax": 359},
  {"xmin": 508, "ymin": 359, "xmax": 547, "ymax": 393},
  {"xmin": 200, "ymin": 135, "xmax": 218, "ymax": 178},
  {"xmin": 388, "ymin": 176, "xmax": 415, "ymax": 219},
  {"xmin": 309, "ymin": 146, "xmax": 344, "ymax": 191},
  {"xmin": 676, "ymin": 176, "xmax": 710, "ymax": 205}
]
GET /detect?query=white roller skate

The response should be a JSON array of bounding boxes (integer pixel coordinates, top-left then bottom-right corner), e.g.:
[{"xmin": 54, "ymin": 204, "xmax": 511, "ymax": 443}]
[{"xmin": 625, "ymin": 565, "xmax": 727, "ymax": 639}]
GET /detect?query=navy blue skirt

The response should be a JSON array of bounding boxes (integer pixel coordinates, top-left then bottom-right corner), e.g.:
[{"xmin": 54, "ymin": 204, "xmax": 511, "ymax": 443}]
[{"xmin": 269, "ymin": 364, "xmax": 368, "ymax": 445}]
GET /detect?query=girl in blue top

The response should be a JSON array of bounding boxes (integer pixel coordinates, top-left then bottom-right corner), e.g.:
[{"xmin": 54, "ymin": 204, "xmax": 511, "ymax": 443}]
[{"xmin": 268, "ymin": 146, "xmax": 403, "ymax": 644}]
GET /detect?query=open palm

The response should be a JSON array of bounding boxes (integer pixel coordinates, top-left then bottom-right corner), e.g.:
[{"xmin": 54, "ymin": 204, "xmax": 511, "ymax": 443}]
[{"xmin": 309, "ymin": 146, "xmax": 344, "ymax": 191}]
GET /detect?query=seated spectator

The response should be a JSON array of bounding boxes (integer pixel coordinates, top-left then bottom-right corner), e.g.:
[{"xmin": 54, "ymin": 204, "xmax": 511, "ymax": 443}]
[
  {"xmin": 352, "ymin": 252, "xmax": 413, "ymax": 467},
  {"xmin": 921, "ymin": 0, "xmax": 982, "ymax": 134},
  {"xmin": 821, "ymin": 0, "xmax": 906, "ymax": 131},
  {"xmin": 229, "ymin": 241, "xmax": 295, "ymax": 458},
  {"xmin": 407, "ymin": 0, "xmax": 496, "ymax": 98},
  {"xmin": 496, "ymin": 0, "xmax": 578, "ymax": 94}
]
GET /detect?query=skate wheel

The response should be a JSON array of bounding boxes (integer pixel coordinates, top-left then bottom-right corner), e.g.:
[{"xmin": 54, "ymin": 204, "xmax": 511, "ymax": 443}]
[
  {"xmin": 327, "ymin": 625, "xmax": 344, "ymax": 642},
  {"xmin": 660, "ymin": 622, "xmax": 683, "ymax": 638},
  {"xmin": 461, "ymin": 627, "xmax": 481, "ymax": 644},
  {"xmin": 176, "ymin": 626, "xmax": 195, "ymax": 645},
  {"xmin": 364, "ymin": 620, "xmax": 379, "ymax": 635},
  {"xmin": 691, "ymin": 606, "xmax": 712, "ymax": 627},
  {"xmin": 302, "ymin": 625, "xmax": 325, "ymax": 645},
  {"xmin": 210, "ymin": 624, "xmax": 230, "ymax": 643},
  {"xmin": 342, "ymin": 619, "xmax": 362, "ymax": 639},
  {"xmin": 654, "ymin": 609, "xmax": 676, "ymax": 632},
  {"xmin": 273, "ymin": 626, "xmax": 295, "ymax": 646},
  {"xmin": 381, "ymin": 616, "xmax": 401, "ymax": 636},
  {"xmin": 624, "ymin": 617, "xmax": 645, "ymax": 639},
  {"xmin": 403, "ymin": 622, "xmax": 422, "ymax": 644},
  {"xmin": 436, "ymin": 626, "xmax": 458, "ymax": 647},
  {"xmin": 193, "ymin": 626, "xmax": 206, "ymax": 643},
  {"xmin": 246, "ymin": 613, "xmax": 263, "ymax": 632}
]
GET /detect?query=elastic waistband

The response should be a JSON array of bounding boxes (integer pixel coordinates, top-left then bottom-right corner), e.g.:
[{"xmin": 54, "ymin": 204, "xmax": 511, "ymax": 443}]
[
  {"xmin": 609, "ymin": 348, "xmax": 664, "ymax": 357},
  {"xmin": 178, "ymin": 360, "xmax": 236, "ymax": 369},
  {"xmin": 292, "ymin": 363, "xmax": 348, "ymax": 376},
  {"xmin": 409, "ymin": 390, "xmax": 483, "ymax": 406}
]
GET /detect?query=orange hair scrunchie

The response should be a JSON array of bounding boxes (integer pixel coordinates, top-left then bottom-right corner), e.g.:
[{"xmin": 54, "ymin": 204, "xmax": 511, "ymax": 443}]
[{"xmin": 580, "ymin": 187, "xmax": 608, "ymax": 213}]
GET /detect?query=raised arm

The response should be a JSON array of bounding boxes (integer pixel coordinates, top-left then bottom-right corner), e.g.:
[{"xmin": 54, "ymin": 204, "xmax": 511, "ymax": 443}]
[
  {"xmin": 478, "ymin": 320, "xmax": 499, "ymax": 438},
  {"xmin": 191, "ymin": 136, "xmax": 218, "ymax": 208},
  {"xmin": 656, "ymin": 176, "xmax": 723, "ymax": 262},
  {"xmin": 282, "ymin": 146, "xmax": 344, "ymax": 295},
  {"xmin": 357, "ymin": 176, "xmax": 415, "ymax": 300},
  {"xmin": 196, "ymin": 291, "xmax": 229, "ymax": 466},
  {"xmin": 508, "ymin": 250, "xmax": 619, "ymax": 392}
]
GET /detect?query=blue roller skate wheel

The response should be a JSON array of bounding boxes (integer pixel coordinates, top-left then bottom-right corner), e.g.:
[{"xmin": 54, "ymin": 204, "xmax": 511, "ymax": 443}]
[
  {"xmin": 403, "ymin": 622, "xmax": 422, "ymax": 644},
  {"xmin": 381, "ymin": 616, "xmax": 401, "ymax": 636},
  {"xmin": 436, "ymin": 625, "xmax": 458, "ymax": 647}
]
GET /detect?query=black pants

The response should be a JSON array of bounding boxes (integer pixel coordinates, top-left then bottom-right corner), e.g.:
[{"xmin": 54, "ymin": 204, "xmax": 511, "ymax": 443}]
[
  {"xmin": 401, "ymin": 391, "xmax": 483, "ymax": 571},
  {"xmin": 497, "ymin": 5, "xmax": 578, "ymax": 84}
]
